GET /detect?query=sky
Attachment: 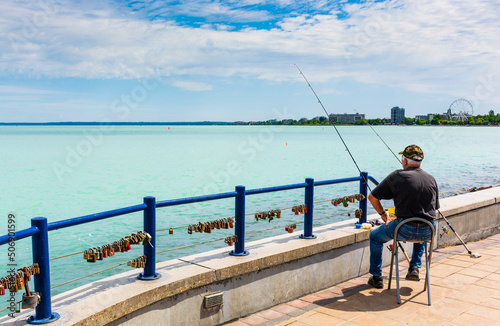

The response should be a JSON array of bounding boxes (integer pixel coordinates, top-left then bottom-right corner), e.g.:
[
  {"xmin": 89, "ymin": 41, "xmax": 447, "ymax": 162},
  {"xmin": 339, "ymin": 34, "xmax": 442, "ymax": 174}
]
[{"xmin": 0, "ymin": 0, "xmax": 499, "ymax": 122}]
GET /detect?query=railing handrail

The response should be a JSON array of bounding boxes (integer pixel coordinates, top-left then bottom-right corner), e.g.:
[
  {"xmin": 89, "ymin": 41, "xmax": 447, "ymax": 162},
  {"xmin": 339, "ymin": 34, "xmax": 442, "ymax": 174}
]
[
  {"xmin": 368, "ymin": 176, "xmax": 380, "ymax": 185},
  {"xmin": 0, "ymin": 226, "xmax": 39, "ymax": 244},
  {"xmin": 47, "ymin": 203, "xmax": 148, "ymax": 231},
  {"xmin": 156, "ymin": 190, "xmax": 238, "ymax": 208},
  {"xmin": 0, "ymin": 173, "xmax": 379, "ymax": 324}
]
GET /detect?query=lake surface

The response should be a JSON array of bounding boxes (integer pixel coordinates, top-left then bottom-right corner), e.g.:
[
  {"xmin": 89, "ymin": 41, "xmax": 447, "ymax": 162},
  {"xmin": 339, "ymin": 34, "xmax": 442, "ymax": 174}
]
[{"xmin": 1, "ymin": 125, "xmax": 499, "ymax": 302}]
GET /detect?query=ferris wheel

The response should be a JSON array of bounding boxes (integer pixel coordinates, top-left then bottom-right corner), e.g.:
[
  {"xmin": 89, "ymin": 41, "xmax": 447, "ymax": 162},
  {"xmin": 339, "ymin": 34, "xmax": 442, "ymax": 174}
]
[{"xmin": 448, "ymin": 98, "xmax": 474, "ymax": 121}]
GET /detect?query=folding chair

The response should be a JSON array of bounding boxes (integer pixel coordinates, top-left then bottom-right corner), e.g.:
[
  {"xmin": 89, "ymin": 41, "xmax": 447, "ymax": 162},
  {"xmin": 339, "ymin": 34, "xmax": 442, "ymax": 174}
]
[{"xmin": 388, "ymin": 217, "xmax": 435, "ymax": 305}]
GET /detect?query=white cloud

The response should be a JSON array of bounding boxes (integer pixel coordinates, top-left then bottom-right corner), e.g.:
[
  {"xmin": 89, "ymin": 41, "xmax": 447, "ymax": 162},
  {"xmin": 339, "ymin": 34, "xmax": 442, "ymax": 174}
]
[
  {"xmin": 171, "ymin": 80, "xmax": 213, "ymax": 91},
  {"xmin": 0, "ymin": 0, "xmax": 498, "ymax": 103},
  {"xmin": 0, "ymin": 85, "xmax": 65, "ymax": 95}
]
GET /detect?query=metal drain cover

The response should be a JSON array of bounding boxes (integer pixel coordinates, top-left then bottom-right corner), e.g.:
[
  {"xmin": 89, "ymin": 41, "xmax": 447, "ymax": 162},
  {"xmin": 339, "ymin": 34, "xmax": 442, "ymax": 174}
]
[{"xmin": 204, "ymin": 292, "xmax": 223, "ymax": 308}]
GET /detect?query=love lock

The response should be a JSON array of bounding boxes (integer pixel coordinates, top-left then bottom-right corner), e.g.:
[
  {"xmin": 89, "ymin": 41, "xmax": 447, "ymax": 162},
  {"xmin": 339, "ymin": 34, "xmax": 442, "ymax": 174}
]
[{"xmin": 22, "ymin": 292, "xmax": 41, "ymax": 309}]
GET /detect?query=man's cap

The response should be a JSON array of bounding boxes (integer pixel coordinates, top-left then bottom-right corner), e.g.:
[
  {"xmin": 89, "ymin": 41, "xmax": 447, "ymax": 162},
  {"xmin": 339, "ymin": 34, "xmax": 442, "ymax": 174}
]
[{"xmin": 398, "ymin": 144, "xmax": 424, "ymax": 161}]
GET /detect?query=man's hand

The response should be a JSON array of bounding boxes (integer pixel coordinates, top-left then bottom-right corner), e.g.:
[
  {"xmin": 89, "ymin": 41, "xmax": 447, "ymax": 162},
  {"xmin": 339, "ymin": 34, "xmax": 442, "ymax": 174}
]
[
  {"xmin": 368, "ymin": 193, "xmax": 391, "ymax": 225},
  {"xmin": 380, "ymin": 211, "xmax": 390, "ymax": 225}
]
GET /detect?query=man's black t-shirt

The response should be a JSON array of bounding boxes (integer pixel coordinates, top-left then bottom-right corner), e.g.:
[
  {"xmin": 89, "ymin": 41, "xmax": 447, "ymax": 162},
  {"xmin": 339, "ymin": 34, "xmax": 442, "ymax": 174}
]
[{"xmin": 371, "ymin": 167, "xmax": 439, "ymax": 220}]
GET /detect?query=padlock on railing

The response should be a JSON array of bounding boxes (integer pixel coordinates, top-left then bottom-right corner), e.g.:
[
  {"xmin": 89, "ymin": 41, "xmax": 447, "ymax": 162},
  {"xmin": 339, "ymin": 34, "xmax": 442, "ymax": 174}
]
[{"xmin": 22, "ymin": 292, "xmax": 41, "ymax": 309}]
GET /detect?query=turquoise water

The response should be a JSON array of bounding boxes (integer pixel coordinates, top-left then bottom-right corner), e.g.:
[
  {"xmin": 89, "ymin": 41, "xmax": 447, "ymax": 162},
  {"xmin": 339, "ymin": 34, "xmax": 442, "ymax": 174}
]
[{"xmin": 1, "ymin": 125, "xmax": 499, "ymax": 304}]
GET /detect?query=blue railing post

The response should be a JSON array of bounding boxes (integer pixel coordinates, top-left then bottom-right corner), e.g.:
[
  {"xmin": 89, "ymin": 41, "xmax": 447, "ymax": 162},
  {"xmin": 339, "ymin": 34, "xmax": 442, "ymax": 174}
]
[
  {"xmin": 359, "ymin": 172, "xmax": 368, "ymax": 223},
  {"xmin": 300, "ymin": 178, "xmax": 316, "ymax": 239},
  {"xmin": 138, "ymin": 196, "xmax": 161, "ymax": 280},
  {"xmin": 28, "ymin": 217, "xmax": 60, "ymax": 324},
  {"xmin": 230, "ymin": 185, "xmax": 249, "ymax": 256}
]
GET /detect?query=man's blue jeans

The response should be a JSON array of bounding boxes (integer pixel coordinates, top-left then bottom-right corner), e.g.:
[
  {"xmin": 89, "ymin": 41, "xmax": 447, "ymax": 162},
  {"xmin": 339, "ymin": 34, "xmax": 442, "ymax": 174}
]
[{"xmin": 369, "ymin": 219, "xmax": 436, "ymax": 276}]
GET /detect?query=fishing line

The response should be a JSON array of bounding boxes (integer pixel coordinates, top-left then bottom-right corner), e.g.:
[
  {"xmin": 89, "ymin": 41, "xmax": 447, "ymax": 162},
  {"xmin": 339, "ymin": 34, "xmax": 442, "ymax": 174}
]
[
  {"xmin": 355, "ymin": 112, "xmax": 481, "ymax": 258},
  {"xmin": 294, "ymin": 64, "xmax": 372, "ymax": 193},
  {"xmin": 295, "ymin": 64, "xmax": 413, "ymax": 263},
  {"xmin": 354, "ymin": 109, "xmax": 401, "ymax": 163}
]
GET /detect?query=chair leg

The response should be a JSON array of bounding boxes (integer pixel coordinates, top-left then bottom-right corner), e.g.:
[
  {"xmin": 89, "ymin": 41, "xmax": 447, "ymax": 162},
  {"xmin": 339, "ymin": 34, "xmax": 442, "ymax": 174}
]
[
  {"xmin": 396, "ymin": 247, "xmax": 401, "ymax": 304},
  {"xmin": 425, "ymin": 241, "xmax": 431, "ymax": 305},
  {"xmin": 388, "ymin": 240, "xmax": 396, "ymax": 290}
]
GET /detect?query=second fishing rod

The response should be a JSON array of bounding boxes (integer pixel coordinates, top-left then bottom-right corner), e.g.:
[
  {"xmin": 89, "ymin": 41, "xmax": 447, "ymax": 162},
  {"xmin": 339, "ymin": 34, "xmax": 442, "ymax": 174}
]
[
  {"xmin": 353, "ymin": 114, "xmax": 482, "ymax": 259},
  {"xmin": 294, "ymin": 64, "xmax": 412, "ymax": 262},
  {"xmin": 294, "ymin": 64, "xmax": 377, "ymax": 216}
]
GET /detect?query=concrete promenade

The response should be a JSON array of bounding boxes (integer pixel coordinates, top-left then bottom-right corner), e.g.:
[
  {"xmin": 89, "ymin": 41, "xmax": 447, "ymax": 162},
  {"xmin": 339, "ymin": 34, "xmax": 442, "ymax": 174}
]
[{"xmin": 225, "ymin": 233, "xmax": 500, "ymax": 326}]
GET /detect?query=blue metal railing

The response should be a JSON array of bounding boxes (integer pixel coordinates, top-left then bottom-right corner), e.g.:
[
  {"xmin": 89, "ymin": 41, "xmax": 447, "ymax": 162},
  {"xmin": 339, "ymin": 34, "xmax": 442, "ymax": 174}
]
[{"xmin": 0, "ymin": 172, "xmax": 378, "ymax": 324}]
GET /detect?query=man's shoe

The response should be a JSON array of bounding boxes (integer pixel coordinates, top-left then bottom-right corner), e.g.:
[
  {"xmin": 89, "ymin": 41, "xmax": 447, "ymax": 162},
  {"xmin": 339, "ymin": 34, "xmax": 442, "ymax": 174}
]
[
  {"xmin": 368, "ymin": 275, "xmax": 384, "ymax": 289},
  {"xmin": 406, "ymin": 266, "xmax": 420, "ymax": 281}
]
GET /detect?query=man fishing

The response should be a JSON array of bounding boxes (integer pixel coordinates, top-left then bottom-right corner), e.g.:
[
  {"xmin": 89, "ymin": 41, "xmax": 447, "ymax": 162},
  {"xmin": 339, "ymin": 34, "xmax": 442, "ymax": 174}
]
[{"xmin": 367, "ymin": 145, "xmax": 439, "ymax": 289}]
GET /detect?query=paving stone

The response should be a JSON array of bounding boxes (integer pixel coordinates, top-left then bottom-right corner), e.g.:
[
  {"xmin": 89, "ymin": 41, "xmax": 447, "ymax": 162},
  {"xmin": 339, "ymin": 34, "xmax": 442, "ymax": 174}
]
[
  {"xmin": 372, "ymin": 300, "xmax": 424, "ymax": 321},
  {"xmin": 466, "ymin": 305, "xmax": 500, "ymax": 320},
  {"xmin": 349, "ymin": 312, "xmax": 395, "ymax": 326},
  {"xmin": 256, "ymin": 309, "xmax": 284, "ymax": 320},
  {"xmin": 485, "ymin": 273, "xmax": 500, "ymax": 282},
  {"xmin": 479, "ymin": 297, "xmax": 500, "ymax": 310},
  {"xmin": 472, "ymin": 263, "xmax": 500, "ymax": 273},
  {"xmin": 446, "ymin": 313, "xmax": 497, "ymax": 326},
  {"xmin": 456, "ymin": 267, "xmax": 492, "ymax": 278},
  {"xmin": 401, "ymin": 311, "xmax": 451, "ymax": 326},
  {"xmin": 314, "ymin": 305, "xmax": 364, "ymax": 321},
  {"xmin": 481, "ymin": 259, "xmax": 500, "ymax": 267},
  {"xmin": 240, "ymin": 314, "xmax": 270, "ymax": 326},
  {"xmin": 416, "ymin": 297, "xmax": 474, "ymax": 320},
  {"xmin": 287, "ymin": 299, "xmax": 312, "ymax": 309},
  {"xmin": 441, "ymin": 258, "xmax": 475, "ymax": 268},
  {"xmin": 272, "ymin": 304, "xmax": 299, "ymax": 314},
  {"xmin": 447, "ymin": 284, "xmax": 497, "ymax": 303},
  {"xmin": 296, "ymin": 312, "xmax": 345, "ymax": 326},
  {"xmin": 475, "ymin": 278, "xmax": 500, "ymax": 290},
  {"xmin": 225, "ymin": 320, "xmax": 252, "ymax": 326},
  {"xmin": 300, "ymin": 294, "xmax": 325, "ymax": 303}
]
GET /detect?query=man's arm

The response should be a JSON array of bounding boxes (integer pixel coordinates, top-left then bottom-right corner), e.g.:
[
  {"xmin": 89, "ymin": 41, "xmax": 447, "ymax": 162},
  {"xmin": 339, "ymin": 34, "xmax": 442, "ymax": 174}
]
[{"xmin": 368, "ymin": 193, "xmax": 390, "ymax": 225}]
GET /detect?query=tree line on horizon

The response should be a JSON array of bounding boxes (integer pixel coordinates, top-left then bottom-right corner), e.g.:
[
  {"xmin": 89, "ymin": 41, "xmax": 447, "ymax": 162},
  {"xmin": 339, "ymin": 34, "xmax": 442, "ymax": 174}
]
[{"xmin": 250, "ymin": 110, "xmax": 500, "ymax": 126}]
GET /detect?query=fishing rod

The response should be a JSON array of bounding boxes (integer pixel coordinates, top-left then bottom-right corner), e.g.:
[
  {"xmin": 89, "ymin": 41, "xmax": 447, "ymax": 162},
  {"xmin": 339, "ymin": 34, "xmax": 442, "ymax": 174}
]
[
  {"xmin": 295, "ymin": 65, "xmax": 413, "ymax": 265},
  {"xmin": 294, "ymin": 64, "xmax": 412, "ymax": 264},
  {"xmin": 294, "ymin": 64, "xmax": 372, "ymax": 193},
  {"xmin": 356, "ymin": 116, "xmax": 481, "ymax": 258}
]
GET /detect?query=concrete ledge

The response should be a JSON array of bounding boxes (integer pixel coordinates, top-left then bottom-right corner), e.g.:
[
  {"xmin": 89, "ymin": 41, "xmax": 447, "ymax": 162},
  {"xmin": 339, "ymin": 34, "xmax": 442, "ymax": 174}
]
[
  {"xmin": 3, "ymin": 187, "xmax": 499, "ymax": 326},
  {"xmin": 436, "ymin": 186, "xmax": 500, "ymax": 247},
  {"xmin": 438, "ymin": 186, "xmax": 499, "ymax": 217}
]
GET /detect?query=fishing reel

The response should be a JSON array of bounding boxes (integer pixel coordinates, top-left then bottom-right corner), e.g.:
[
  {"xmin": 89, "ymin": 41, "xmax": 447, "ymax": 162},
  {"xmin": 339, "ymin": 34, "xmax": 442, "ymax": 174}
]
[{"xmin": 440, "ymin": 226, "xmax": 450, "ymax": 238}]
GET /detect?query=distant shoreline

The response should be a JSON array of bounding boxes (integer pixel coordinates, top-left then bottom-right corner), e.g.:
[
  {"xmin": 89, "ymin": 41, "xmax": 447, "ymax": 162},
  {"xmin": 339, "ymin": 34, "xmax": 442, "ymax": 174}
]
[
  {"xmin": 0, "ymin": 121, "xmax": 233, "ymax": 126},
  {"xmin": 0, "ymin": 122, "xmax": 498, "ymax": 127}
]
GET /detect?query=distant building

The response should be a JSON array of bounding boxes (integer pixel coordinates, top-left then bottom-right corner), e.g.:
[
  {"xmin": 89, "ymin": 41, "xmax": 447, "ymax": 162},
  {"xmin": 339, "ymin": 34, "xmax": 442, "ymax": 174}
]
[
  {"xmin": 298, "ymin": 118, "xmax": 308, "ymax": 123},
  {"xmin": 439, "ymin": 109, "xmax": 452, "ymax": 121},
  {"xmin": 328, "ymin": 113, "xmax": 365, "ymax": 124},
  {"xmin": 415, "ymin": 114, "xmax": 435, "ymax": 121},
  {"xmin": 391, "ymin": 107, "xmax": 405, "ymax": 124}
]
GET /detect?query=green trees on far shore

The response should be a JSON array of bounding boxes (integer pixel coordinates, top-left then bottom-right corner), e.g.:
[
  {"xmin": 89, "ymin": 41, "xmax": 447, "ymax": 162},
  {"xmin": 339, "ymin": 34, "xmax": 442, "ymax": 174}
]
[{"xmin": 252, "ymin": 111, "xmax": 500, "ymax": 126}]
